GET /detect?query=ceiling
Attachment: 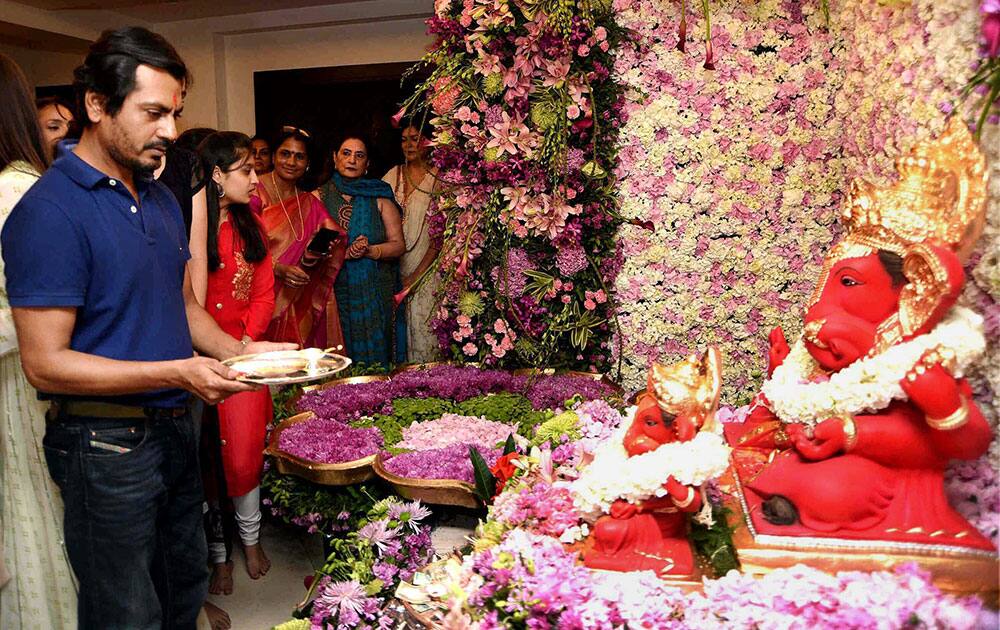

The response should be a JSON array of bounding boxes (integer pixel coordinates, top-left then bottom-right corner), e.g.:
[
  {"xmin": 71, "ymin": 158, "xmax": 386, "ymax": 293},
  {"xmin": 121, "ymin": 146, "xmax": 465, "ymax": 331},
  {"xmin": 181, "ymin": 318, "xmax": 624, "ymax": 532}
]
[{"xmin": 8, "ymin": 0, "xmax": 377, "ymax": 22}]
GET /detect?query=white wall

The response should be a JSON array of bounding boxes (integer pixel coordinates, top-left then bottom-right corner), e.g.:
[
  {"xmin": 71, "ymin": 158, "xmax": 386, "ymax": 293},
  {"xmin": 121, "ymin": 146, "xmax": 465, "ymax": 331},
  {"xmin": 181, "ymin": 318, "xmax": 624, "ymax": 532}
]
[
  {"xmin": 155, "ymin": 1, "xmax": 433, "ymax": 133},
  {"xmin": 0, "ymin": 0, "xmax": 433, "ymax": 131}
]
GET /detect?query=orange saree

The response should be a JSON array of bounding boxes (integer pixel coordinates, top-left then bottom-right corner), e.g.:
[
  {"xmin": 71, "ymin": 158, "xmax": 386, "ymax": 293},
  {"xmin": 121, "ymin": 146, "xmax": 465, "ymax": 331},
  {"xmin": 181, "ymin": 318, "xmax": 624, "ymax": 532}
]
[{"xmin": 255, "ymin": 184, "xmax": 346, "ymax": 349}]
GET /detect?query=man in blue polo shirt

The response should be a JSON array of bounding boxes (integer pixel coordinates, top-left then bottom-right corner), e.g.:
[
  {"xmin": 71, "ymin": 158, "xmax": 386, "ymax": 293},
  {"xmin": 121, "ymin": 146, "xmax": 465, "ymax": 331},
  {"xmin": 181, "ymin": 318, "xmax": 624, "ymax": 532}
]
[{"xmin": 1, "ymin": 27, "xmax": 290, "ymax": 629}]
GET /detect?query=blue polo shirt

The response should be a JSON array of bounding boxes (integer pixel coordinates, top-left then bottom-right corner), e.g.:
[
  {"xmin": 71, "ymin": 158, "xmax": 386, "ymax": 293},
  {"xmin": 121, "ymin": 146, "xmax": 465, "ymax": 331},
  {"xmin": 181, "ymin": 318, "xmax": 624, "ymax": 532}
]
[{"xmin": 1, "ymin": 145, "xmax": 193, "ymax": 407}]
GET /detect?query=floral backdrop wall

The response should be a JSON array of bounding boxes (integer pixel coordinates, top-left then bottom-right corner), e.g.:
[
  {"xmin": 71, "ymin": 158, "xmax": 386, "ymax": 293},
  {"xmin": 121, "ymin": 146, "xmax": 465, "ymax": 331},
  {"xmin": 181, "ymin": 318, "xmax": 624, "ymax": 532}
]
[
  {"xmin": 612, "ymin": 0, "xmax": 993, "ymax": 404},
  {"xmin": 612, "ymin": 0, "xmax": 844, "ymax": 399},
  {"xmin": 403, "ymin": 0, "xmax": 626, "ymax": 373}
]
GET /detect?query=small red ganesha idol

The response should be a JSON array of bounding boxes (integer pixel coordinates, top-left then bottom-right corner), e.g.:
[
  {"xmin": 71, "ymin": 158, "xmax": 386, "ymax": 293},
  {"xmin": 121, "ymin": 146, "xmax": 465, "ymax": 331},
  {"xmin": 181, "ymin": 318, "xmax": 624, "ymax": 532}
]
[
  {"xmin": 726, "ymin": 119, "xmax": 994, "ymax": 551},
  {"xmin": 581, "ymin": 347, "xmax": 725, "ymax": 577}
]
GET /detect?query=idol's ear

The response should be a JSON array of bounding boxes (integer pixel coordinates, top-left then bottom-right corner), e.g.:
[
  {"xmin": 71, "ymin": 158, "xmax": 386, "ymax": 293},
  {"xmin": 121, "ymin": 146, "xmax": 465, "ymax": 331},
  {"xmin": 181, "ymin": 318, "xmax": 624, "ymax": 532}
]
[{"xmin": 898, "ymin": 242, "xmax": 964, "ymax": 338}]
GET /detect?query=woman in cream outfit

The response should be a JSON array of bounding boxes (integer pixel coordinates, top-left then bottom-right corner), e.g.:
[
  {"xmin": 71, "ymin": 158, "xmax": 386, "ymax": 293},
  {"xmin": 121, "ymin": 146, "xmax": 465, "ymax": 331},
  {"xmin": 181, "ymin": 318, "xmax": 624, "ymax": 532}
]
[
  {"xmin": 383, "ymin": 123, "xmax": 441, "ymax": 363},
  {"xmin": 0, "ymin": 52, "xmax": 77, "ymax": 629}
]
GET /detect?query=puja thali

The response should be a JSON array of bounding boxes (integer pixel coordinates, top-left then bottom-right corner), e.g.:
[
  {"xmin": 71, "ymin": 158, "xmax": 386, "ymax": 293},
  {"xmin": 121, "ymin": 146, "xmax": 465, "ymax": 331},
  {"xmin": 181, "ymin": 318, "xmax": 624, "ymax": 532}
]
[{"xmin": 222, "ymin": 347, "xmax": 351, "ymax": 385}]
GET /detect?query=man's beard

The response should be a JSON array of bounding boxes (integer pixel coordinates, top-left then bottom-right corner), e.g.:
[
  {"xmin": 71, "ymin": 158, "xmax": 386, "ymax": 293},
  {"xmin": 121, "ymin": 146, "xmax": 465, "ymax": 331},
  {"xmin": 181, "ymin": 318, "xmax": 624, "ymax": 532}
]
[{"xmin": 107, "ymin": 125, "xmax": 168, "ymax": 177}]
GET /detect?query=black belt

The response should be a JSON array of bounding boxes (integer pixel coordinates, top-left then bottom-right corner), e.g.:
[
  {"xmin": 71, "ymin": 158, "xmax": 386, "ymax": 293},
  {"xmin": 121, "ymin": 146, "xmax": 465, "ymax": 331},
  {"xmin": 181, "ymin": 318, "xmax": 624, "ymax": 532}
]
[{"xmin": 49, "ymin": 400, "xmax": 187, "ymax": 420}]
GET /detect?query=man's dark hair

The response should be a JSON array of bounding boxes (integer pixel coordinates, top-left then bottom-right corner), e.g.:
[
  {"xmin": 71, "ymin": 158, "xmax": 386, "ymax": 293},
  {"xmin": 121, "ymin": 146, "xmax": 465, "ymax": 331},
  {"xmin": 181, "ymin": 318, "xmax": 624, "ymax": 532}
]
[{"xmin": 73, "ymin": 26, "xmax": 190, "ymax": 128}]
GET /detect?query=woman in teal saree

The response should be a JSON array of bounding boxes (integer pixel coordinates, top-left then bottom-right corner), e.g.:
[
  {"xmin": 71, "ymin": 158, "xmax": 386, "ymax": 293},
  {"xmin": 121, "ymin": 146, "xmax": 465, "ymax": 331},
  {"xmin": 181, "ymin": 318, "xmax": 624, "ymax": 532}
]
[{"xmin": 320, "ymin": 135, "xmax": 407, "ymax": 367}]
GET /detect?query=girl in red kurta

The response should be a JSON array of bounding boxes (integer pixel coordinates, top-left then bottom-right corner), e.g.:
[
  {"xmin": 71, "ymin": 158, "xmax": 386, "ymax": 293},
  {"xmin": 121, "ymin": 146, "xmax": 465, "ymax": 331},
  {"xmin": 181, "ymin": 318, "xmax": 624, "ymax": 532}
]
[{"xmin": 199, "ymin": 132, "xmax": 275, "ymax": 592}]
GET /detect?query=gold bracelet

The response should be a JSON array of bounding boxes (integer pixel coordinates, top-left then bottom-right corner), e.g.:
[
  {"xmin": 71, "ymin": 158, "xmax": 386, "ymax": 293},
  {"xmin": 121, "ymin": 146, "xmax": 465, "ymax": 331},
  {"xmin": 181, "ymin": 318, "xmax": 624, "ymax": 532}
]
[
  {"xmin": 840, "ymin": 415, "xmax": 857, "ymax": 452},
  {"xmin": 673, "ymin": 486, "xmax": 696, "ymax": 509},
  {"xmin": 927, "ymin": 398, "xmax": 969, "ymax": 431},
  {"xmin": 370, "ymin": 245, "xmax": 382, "ymax": 261}
]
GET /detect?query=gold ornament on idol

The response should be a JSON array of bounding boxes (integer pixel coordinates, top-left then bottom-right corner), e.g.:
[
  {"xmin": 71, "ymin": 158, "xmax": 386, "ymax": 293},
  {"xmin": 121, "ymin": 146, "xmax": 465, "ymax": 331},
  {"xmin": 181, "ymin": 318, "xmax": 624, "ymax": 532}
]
[
  {"xmin": 273, "ymin": 172, "xmax": 304, "ymax": 242},
  {"xmin": 648, "ymin": 345, "xmax": 723, "ymax": 433}
]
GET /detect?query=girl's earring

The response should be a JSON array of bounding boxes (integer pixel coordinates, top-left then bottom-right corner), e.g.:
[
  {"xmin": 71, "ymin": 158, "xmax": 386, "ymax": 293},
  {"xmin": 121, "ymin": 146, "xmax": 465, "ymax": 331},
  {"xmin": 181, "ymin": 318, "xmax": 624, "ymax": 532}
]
[{"xmin": 216, "ymin": 183, "xmax": 225, "ymax": 198}]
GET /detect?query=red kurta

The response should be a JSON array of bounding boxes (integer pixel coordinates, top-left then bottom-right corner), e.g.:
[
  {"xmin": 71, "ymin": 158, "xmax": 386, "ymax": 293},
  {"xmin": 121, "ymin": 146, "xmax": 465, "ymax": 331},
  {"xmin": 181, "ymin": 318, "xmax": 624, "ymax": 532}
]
[{"xmin": 206, "ymin": 215, "xmax": 275, "ymax": 497}]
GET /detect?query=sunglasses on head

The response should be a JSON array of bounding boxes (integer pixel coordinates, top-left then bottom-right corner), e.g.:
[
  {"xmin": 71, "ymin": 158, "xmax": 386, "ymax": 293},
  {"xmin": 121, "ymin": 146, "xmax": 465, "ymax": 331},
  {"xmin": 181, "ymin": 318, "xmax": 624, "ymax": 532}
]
[{"xmin": 282, "ymin": 125, "xmax": 311, "ymax": 138}]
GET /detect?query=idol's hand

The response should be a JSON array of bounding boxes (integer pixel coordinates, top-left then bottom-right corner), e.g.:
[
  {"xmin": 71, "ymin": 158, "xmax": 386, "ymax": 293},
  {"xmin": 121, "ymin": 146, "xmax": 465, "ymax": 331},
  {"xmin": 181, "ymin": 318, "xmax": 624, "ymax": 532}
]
[
  {"xmin": 789, "ymin": 418, "xmax": 845, "ymax": 460},
  {"xmin": 610, "ymin": 499, "xmax": 638, "ymax": 520},
  {"xmin": 901, "ymin": 348, "xmax": 962, "ymax": 421},
  {"xmin": 767, "ymin": 326, "xmax": 790, "ymax": 377}
]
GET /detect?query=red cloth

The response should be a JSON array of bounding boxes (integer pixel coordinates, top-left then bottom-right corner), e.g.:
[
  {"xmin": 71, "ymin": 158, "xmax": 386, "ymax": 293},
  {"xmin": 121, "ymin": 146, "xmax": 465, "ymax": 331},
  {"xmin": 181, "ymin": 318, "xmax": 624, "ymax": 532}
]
[{"xmin": 206, "ymin": 216, "xmax": 275, "ymax": 497}]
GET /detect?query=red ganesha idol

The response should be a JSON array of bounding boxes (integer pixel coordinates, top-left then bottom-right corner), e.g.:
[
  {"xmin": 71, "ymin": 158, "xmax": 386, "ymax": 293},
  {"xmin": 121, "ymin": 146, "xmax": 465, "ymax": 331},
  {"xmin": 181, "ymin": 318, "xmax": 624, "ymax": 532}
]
[
  {"xmin": 725, "ymin": 119, "xmax": 995, "ymax": 560},
  {"xmin": 574, "ymin": 347, "xmax": 731, "ymax": 577}
]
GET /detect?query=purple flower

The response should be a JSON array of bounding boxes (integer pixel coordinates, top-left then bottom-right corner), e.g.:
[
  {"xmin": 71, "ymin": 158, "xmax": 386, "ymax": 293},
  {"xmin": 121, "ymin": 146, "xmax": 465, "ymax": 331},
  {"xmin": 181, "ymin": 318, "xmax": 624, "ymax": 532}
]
[
  {"xmin": 383, "ymin": 443, "xmax": 503, "ymax": 483},
  {"xmin": 277, "ymin": 420, "xmax": 382, "ymax": 464},
  {"xmin": 357, "ymin": 520, "xmax": 401, "ymax": 554}
]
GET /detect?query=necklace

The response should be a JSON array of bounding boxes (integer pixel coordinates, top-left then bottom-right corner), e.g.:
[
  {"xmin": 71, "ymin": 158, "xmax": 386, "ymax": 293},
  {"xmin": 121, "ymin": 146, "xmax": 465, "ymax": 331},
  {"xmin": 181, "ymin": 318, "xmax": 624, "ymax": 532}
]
[
  {"xmin": 402, "ymin": 161, "xmax": 437, "ymax": 197},
  {"xmin": 273, "ymin": 172, "xmax": 304, "ymax": 241},
  {"xmin": 760, "ymin": 306, "xmax": 985, "ymax": 425}
]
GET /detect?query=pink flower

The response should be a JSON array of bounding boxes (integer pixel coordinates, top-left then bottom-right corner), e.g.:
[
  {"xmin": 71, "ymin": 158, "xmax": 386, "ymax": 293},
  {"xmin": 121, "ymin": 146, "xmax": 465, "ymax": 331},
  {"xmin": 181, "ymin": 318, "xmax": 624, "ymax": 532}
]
[
  {"xmin": 584, "ymin": 299, "xmax": 597, "ymax": 310},
  {"xmin": 983, "ymin": 5, "xmax": 1000, "ymax": 57},
  {"xmin": 486, "ymin": 111, "xmax": 537, "ymax": 157},
  {"xmin": 462, "ymin": 342, "xmax": 478, "ymax": 356},
  {"xmin": 561, "ymin": 295, "xmax": 572, "ymax": 304},
  {"xmin": 577, "ymin": 44, "xmax": 591, "ymax": 57},
  {"xmin": 390, "ymin": 105, "xmax": 407, "ymax": 128}
]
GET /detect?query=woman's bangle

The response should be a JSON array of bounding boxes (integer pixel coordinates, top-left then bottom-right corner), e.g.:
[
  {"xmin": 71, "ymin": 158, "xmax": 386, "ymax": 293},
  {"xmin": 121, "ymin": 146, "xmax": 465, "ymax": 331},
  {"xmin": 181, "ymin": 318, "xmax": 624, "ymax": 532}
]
[{"xmin": 370, "ymin": 245, "xmax": 382, "ymax": 260}]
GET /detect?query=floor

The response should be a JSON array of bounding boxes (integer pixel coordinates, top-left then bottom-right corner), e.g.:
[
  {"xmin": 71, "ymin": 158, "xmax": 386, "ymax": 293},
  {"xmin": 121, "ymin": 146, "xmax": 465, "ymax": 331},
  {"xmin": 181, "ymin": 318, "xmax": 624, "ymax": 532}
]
[{"xmin": 202, "ymin": 511, "xmax": 478, "ymax": 629}]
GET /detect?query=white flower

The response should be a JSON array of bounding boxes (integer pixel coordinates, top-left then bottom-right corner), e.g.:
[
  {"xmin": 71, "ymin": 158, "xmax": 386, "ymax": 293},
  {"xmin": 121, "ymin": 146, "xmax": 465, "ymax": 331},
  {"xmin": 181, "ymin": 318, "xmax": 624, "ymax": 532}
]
[
  {"xmin": 762, "ymin": 306, "xmax": 986, "ymax": 425},
  {"xmin": 570, "ymin": 408, "xmax": 731, "ymax": 521}
]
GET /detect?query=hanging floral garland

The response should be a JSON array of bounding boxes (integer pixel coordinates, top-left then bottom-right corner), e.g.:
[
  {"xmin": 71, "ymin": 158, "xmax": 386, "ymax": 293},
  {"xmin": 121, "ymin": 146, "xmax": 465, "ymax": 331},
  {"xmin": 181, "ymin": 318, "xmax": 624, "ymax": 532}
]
[{"xmin": 398, "ymin": 0, "xmax": 628, "ymax": 372}]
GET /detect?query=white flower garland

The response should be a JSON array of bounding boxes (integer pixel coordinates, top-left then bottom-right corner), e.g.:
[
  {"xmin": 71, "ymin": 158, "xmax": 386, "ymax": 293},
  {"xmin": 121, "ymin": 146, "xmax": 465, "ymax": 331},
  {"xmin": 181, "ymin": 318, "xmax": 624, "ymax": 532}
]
[
  {"xmin": 570, "ymin": 408, "xmax": 732, "ymax": 521},
  {"xmin": 761, "ymin": 306, "xmax": 985, "ymax": 426}
]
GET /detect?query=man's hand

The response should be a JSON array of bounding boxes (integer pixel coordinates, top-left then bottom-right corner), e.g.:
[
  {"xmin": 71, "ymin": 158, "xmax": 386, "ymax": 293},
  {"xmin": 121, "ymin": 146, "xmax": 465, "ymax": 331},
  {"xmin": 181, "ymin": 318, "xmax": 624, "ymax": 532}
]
[{"xmin": 175, "ymin": 356, "xmax": 258, "ymax": 405}]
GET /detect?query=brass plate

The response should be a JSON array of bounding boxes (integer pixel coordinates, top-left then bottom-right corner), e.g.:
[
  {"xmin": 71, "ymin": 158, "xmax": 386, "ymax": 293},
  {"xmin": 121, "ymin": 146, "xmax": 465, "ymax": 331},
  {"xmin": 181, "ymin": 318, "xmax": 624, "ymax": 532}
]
[
  {"xmin": 373, "ymin": 452, "xmax": 480, "ymax": 509},
  {"xmin": 223, "ymin": 348, "xmax": 351, "ymax": 385},
  {"xmin": 265, "ymin": 411, "xmax": 376, "ymax": 486},
  {"xmin": 391, "ymin": 361, "xmax": 455, "ymax": 375},
  {"xmin": 305, "ymin": 374, "xmax": 391, "ymax": 394}
]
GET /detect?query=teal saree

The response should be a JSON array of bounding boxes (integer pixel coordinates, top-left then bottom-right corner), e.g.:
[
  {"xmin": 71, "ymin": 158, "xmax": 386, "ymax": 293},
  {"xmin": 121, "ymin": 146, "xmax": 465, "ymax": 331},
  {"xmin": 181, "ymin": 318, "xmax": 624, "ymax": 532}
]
[{"xmin": 321, "ymin": 172, "xmax": 407, "ymax": 367}]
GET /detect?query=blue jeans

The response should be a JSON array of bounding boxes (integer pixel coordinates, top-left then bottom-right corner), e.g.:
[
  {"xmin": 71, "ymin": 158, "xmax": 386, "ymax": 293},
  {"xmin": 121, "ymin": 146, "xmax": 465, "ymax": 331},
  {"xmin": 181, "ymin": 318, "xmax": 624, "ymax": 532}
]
[{"xmin": 42, "ymin": 411, "xmax": 208, "ymax": 629}]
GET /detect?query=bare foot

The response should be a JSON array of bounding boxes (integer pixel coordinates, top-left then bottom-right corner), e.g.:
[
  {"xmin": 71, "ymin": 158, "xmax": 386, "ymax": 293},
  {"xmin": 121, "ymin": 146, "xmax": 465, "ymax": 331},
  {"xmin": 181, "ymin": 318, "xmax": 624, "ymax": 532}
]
[
  {"xmin": 204, "ymin": 601, "xmax": 231, "ymax": 630},
  {"xmin": 244, "ymin": 542, "xmax": 271, "ymax": 579},
  {"xmin": 208, "ymin": 561, "xmax": 234, "ymax": 595}
]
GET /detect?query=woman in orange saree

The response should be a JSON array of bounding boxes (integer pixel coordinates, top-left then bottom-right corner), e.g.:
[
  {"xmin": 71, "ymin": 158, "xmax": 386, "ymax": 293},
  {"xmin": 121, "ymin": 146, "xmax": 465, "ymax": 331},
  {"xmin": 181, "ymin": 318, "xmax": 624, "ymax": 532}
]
[{"xmin": 253, "ymin": 128, "xmax": 346, "ymax": 349}]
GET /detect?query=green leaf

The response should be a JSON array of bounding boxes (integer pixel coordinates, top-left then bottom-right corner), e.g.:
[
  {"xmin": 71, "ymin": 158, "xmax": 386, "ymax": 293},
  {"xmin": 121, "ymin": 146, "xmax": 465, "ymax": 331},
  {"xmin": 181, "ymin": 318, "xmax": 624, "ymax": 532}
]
[
  {"xmin": 502, "ymin": 433, "xmax": 517, "ymax": 455},
  {"xmin": 469, "ymin": 445, "xmax": 497, "ymax": 503}
]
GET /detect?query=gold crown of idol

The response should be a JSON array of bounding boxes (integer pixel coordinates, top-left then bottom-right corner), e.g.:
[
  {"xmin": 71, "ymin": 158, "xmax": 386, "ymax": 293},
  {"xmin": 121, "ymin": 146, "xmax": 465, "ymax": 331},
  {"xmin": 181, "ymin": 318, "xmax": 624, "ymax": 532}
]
[
  {"xmin": 836, "ymin": 118, "xmax": 987, "ymax": 261},
  {"xmin": 647, "ymin": 346, "xmax": 722, "ymax": 432}
]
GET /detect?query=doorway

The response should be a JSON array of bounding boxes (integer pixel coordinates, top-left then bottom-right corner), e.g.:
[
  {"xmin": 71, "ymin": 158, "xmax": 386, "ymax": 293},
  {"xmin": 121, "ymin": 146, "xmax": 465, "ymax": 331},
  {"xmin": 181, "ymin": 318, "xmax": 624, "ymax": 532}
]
[{"xmin": 253, "ymin": 61, "xmax": 422, "ymax": 183}]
